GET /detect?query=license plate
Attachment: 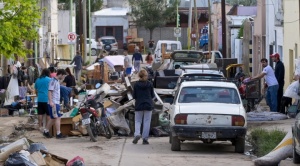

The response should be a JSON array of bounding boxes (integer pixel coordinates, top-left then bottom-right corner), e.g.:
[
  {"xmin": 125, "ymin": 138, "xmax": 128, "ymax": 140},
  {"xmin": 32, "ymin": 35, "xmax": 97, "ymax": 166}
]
[
  {"xmin": 82, "ymin": 118, "xmax": 91, "ymax": 125},
  {"xmin": 201, "ymin": 132, "xmax": 216, "ymax": 139}
]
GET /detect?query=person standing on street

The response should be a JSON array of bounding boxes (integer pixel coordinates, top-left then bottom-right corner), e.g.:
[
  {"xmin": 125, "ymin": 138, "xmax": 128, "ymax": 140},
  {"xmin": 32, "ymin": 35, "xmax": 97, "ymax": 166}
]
[
  {"xmin": 251, "ymin": 58, "xmax": 279, "ymax": 112},
  {"xmin": 132, "ymin": 48, "xmax": 143, "ymax": 73},
  {"xmin": 63, "ymin": 67, "xmax": 76, "ymax": 87},
  {"xmin": 145, "ymin": 52, "xmax": 153, "ymax": 65},
  {"xmin": 70, "ymin": 51, "xmax": 83, "ymax": 81},
  {"xmin": 132, "ymin": 70, "xmax": 154, "ymax": 145},
  {"xmin": 271, "ymin": 53, "xmax": 285, "ymax": 113},
  {"xmin": 34, "ymin": 68, "xmax": 51, "ymax": 132},
  {"xmin": 123, "ymin": 50, "xmax": 132, "ymax": 76},
  {"xmin": 43, "ymin": 69, "xmax": 67, "ymax": 139}
]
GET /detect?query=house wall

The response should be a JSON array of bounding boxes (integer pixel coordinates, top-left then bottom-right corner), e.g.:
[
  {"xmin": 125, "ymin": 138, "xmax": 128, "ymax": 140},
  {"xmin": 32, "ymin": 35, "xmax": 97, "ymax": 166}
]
[
  {"xmin": 283, "ymin": 0, "xmax": 300, "ymax": 88},
  {"xmin": 91, "ymin": 16, "xmax": 129, "ymax": 43},
  {"xmin": 58, "ymin": 10, "xmax": 71, "ymax": 45},
  {"xmin": 137, "ymin": 27, "xmax": 189, "ymax": 49}
]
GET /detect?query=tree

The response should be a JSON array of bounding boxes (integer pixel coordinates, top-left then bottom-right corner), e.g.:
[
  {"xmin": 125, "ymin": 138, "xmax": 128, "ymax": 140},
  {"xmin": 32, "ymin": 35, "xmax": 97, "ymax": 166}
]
[
  {"xmin": 58, "ymin": 0, "xmax": 103, "ymax": 36},
  {"xmin": 0, "ymin": 0, "xmax": 41, "ymax": 59},
  {"xmin": 128, "ymin": 0, "xmax": 178, "ymax": 40},
  {"xmin": 226, "ymin": 0, "xmax": 257, "ymax": 6}
]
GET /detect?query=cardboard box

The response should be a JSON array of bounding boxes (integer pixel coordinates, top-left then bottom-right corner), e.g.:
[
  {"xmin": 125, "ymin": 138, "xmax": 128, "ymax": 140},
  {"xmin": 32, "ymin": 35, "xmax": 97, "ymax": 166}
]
[
  {"xmin": 51, "ymin": 117, "xmax": 74, "ymax": 136},
  {"xmin": 29, "ymin": 151, "xmax": 46, "ymax": 166},
  {"xmin": 0, "ymin": 108, "xmax": 9, "ymax": 117},
  {"xmin": 41, "ymin": 150, "xmax": 68, "ymax": 166},
  {"xmin": 103, "ymin": 100, "xmax": 113, "ymax": 108}
]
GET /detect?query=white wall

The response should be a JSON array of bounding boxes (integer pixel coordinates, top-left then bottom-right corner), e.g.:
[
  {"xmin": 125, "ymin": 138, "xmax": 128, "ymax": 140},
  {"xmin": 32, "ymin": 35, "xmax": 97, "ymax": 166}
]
[
  {"xmin": 92, "ymin": 16, "xmax": 128, "ymax": 43},
  {"xmin": 58, "ymin": 11, "xmax": 70, "ymax": 44},
  {"xmin": 265, "ymin": 0, "xmax": 275, "ymax": 59},
  {"xmin": 235, "ymin": 39, "xmax": 242, "ymax": 64},
  {"xmin": 230, "ymin": 28, "xmax": 239, "ymax": 58}
]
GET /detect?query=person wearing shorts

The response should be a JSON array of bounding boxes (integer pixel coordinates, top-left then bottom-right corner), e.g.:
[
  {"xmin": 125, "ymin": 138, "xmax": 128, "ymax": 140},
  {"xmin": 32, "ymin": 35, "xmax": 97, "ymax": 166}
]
[
  {"xmin": 34, "ymin": 68, "xmax": 51, "ymax": 131},
  {"xmin": 43, "ymin": 69, "xmax": 66, "ymax": 139}
]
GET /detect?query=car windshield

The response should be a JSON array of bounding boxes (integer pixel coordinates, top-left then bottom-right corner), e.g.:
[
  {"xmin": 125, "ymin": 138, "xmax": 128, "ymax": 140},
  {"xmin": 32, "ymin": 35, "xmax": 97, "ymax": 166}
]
[
  {"xmin": 101, "ymin": 39, "xmax": 116, "ymax": 44},
  {"xmin": 178, "ymin": 86, "xmax": 240, "ymax": 104}
]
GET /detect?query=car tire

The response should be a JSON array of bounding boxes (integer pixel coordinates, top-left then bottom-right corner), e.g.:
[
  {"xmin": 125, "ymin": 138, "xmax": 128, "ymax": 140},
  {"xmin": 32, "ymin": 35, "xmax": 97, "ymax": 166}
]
[
  {"xmin": 293, "ymin": 138, "xmax": 300, "ymax": 163},
  {"xmin": 104, "ymin": 44, "xmax": 112, "ymax": 52},
  {"xmin": 91, "ymin": 48, "xmax": 97, "ymax": 56},
  {"xmin": 234, "ymin": 136, "xmax": 245, "ymax": 153},
  {"xmin": 171, "ymin": 136, "xmax": 181, "ymax": 151}
]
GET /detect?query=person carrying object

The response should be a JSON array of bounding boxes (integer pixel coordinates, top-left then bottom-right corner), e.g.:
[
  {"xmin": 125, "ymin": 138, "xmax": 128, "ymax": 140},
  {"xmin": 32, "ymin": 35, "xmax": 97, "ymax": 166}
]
[
  {"xmin": 251, "ymin": 58, "xmax": 279, "ymax": 112},
  {"xmin": 132, "ymin": 70, "xmax": 155, "ymax": 145},
  {"xmin": 43, "ymin": 69, "xmax": 67, "ymax": 139},
  {"xmin": 132, "ymin": 48, "xmax": 143, "ymax": 73}
]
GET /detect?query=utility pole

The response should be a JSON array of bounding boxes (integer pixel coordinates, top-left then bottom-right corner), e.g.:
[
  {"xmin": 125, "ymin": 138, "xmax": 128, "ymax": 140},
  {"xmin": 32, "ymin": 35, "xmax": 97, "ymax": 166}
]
[
  {"xmin": 193, "ymin": 0, "xmax": 198, "ymax": 49},
  {"xmin": 70, "ymin": 0, "xmax": 73, "ymax": 59},
  {"xmin": 208, "ymin": 0, "xmax": 212, "ymax": 56},
  {"xmin": 176, "ymin": 1, "xmax": 178, "ymax": 41},
  {"xmin": 88, "ymin": 0, "xmax": 91, "ymax": 62},
  {"xmin": 221, "ymin": 0, "xmax": 226, "ymax": 58},
  {"xmin": 79, "ymin": 0, "xmax": 83, "ymax": 54},
  {"xmin": 83, "ymin": 0, "xmax": 87, "ymax": 63},
  {"xmin": 188, "ymin": 0, "xmax": 192, "ymax": 50}
]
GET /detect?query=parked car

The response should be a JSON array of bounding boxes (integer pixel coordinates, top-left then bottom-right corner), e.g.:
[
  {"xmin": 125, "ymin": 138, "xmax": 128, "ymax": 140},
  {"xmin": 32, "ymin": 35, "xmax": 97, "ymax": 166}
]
[
  {"xmin": 292, "ymin": 113, "xmax": 300, "ymax": 163},
  {"xmin": 166, "ymin": 50, "xmax": 204, "ymax": 70},
  {"xmin": 154, "ymin": 40, "xmax": 182, "ymax": 63},
  {"xmin": 86, "ymin": 38, "xmax": 98, "ymax": 56},
  {"xmin": 202, "ymin": 51, "xmax": 223, "ymax": 63},
  {"xmin": 98, "ymin": 36, "xmax": 118, "ymax": 54},
  {"xmin": 169, "ymin": 81, "xmax": 247, "ymax": 153}
]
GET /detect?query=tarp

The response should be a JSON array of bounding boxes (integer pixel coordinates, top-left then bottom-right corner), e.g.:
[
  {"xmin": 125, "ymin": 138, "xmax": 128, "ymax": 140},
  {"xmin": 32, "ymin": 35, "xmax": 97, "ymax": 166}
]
[
  {"xmin": 247, "ymin": 111, "xmax": 288, "ymax": 121},
  {"xmin": 283, "ymin": 81, "xmax": 300, "ymax": 99},
  {"xmin": 103, "ymin": 56, "xmax": 124, "ymax": 69}
]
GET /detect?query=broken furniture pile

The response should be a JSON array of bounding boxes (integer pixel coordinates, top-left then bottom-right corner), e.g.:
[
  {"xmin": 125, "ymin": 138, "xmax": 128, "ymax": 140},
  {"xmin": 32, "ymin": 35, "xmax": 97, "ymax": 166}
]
[{"xmin": 0, "ymin": 138, "xmax": 83, "ymax": 166}]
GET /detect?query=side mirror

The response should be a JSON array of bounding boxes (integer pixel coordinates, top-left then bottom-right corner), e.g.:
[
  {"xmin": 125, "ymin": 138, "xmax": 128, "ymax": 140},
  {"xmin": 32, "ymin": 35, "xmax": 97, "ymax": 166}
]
[
  {"xmin": 73, "ymin": 99, "xmax": 79, "ymax": 103},
  {"xmin": 95, "ymin": 83, "xmax": 101, "ymax": 89}
]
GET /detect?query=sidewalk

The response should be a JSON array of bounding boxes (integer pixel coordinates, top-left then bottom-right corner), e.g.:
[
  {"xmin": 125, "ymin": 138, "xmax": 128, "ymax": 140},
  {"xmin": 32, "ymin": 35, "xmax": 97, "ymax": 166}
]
[{"xmin": 0, "ymin": 116, "xmax": 28, "ymax": 141}]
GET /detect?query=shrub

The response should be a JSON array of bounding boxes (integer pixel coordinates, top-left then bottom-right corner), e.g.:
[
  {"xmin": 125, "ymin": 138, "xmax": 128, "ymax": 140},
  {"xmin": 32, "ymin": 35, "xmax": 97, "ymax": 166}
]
[{"xmin": 248, "ymin": 128, "xmax": 286, "ymax": 157}]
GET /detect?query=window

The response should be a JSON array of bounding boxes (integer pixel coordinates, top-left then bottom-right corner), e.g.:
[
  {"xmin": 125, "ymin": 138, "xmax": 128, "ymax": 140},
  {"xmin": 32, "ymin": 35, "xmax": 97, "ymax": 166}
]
[{"xmin": 178, "ymin": 86, "xmax": 240, "ymax": 104}]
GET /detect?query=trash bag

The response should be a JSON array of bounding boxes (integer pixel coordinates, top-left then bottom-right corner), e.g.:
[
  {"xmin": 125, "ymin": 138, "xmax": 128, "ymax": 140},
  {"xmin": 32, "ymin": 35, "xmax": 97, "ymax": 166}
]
[
  {"xmin": 5, "ymin": 152, "xmax": 37, "ymax": 166},
  {"xmin": 283, "ymin": 81, "xmax": 300, "ymax": 99},
  {"xmin": 28, "ymin": 143, "xmax": 48, "ymax": 154},
  {"xmin": 151, "ymin": 126, "xmax": 169, "ymax": 137},
  {"xmin": 159, "ymin": 111, "xmax": 170, "ymax": 127},
  {"xmin": 66, "ymin": 156, "xmax": 84, "ymax": 166}
]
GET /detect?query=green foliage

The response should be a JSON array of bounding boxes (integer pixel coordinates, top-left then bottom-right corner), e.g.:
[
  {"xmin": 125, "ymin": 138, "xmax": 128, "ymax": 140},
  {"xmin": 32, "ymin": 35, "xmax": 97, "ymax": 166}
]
[
  {"xmin": 237, "ymin": 19, "xmax": 245, "ymax": 39},
  {"xmin": 0, "ymin": 0, "xmax": 41, "ymax": 59},
  {"xmin": 128, "ymin": 0, "xmax": 178, "ymax": 40},
  {"xmin": 226, "ymin": 0, "xmax": 257, "ymax": 6},
  {"xmin": 248, "ymin": 128, "xmax": 286, "ymax": 157}
]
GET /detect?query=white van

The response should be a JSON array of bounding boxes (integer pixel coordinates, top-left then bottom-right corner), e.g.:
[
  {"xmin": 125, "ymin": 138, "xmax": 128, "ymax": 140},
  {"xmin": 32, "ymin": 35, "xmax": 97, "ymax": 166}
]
[{"xmin": 154, "ymin": 40, "xmax": 182, "ymax": 63}]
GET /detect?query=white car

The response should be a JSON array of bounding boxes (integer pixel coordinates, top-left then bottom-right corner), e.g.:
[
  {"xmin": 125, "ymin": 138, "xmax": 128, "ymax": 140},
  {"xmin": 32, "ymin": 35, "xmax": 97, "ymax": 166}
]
[
  {"xmin": 169, "ymin": 81, "xmax": 247, "ymax": 153},
  {"xmin": 97, "ymin": 36, "xmax": 118, "ymax": 54},
  {"xmin": 86, "ymin": 38, "xmax": 98, "ymax": 56}
]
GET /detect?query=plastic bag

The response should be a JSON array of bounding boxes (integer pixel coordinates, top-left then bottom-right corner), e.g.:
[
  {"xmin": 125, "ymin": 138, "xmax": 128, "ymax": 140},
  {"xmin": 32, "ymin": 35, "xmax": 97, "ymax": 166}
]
[
  {"xmin": 283, "ymin": 81, "xmax": 300, "ymax": 99},
  {"xmin": 28, "ymin": 143, "xmax": 48, "ymax": 154},
  {"xmin": 66, "ymin": 156, "xmax": 84, "ymax": 166},
  {"xmin": 159, "ymin": 111, "xmax": 170, "ymax": 127},
  {"xmin": 5, "ymin": 152, "xmax": 37, "ymax": 166}
]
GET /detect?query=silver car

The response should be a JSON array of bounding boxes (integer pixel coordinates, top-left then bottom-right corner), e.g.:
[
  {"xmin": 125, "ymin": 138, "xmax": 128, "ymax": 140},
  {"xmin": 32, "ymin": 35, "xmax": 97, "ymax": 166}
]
[{"xmin": 98, "ymin": 36, "xmax": 118, "ymax": 54}]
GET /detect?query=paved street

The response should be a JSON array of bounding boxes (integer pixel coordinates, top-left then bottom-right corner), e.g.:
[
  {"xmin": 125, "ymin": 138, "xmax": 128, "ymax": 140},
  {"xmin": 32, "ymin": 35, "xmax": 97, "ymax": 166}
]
[{"xmin": 0, "ymin": 116, "xmax": 294, "ymax": 166}]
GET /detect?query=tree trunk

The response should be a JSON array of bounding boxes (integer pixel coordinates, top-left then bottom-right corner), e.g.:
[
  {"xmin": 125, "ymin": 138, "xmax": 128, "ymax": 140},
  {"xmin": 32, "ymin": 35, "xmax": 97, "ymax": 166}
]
[{"xmin": 149, "ymin": 29, "xmax": 153, "ymax": 41}]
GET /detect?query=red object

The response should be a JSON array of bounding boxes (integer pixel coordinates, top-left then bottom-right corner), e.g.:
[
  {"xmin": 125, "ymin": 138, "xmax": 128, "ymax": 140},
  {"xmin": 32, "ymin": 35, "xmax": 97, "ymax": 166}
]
[
  {"xmin": 66, "ymin": 156, "xmax": 84, "ymax": 166},
  {"xmin": 270, "ymin": 53, "xmax": 280, "ymax": 58}
]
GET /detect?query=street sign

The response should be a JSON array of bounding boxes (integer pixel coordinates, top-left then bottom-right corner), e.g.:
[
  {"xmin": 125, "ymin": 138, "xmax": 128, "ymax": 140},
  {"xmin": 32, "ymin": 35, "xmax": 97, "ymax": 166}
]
[
  {"xmin": 174, "ymin": 27, "xmax": 181, "ymax": 38},
  {"xmin": 68, "ymin": 32, "xmax": 77, "ymax": 44},
  {"xmin": 190, "ymin": 31, "xmax": 197, "ymax": 41}
]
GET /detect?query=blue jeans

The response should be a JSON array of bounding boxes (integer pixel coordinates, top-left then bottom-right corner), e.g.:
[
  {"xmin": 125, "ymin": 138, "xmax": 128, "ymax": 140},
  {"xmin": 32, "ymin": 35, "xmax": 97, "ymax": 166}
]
[
  {"xmin": 60, "ymin": 85, "xmax": 71, "ymax": 106},
  {"xmin": 266, "ymin": 85, "xmax": 279, "ymax": 112}
]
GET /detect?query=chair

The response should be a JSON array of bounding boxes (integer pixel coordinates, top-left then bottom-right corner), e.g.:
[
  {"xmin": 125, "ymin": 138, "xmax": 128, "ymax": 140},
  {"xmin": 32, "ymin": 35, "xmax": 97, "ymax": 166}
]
[{"xmin": 182, "ymin": 94, "xmax": 197, "ymax": 103}]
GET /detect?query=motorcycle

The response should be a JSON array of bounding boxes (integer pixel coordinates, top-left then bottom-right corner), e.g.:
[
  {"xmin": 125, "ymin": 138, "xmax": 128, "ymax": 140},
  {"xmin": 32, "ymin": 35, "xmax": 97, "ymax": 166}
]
[{"xmin": 75, "ymin": 83, "xmax": 112, "ymax": 142}]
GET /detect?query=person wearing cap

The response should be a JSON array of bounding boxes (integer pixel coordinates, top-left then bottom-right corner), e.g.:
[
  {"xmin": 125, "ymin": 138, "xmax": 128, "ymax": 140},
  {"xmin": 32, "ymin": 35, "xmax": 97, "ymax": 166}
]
[
  {"xmin": 271, "ymin": 53, "xmax": 285, "ymax": 113},
  {"xmin": 70, "ymin": 51, "xmax": 83, "ymax": 81},
  {"xmin": 251, "ymin": 58, "xmax": 279, "ymax": 112}
]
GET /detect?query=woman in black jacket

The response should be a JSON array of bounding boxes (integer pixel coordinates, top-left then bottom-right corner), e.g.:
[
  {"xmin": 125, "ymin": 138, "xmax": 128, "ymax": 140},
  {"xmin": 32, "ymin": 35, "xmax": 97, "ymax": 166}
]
[{"xmin": 132, "ymin": 70, "xmax": 154, "ymax": 145}]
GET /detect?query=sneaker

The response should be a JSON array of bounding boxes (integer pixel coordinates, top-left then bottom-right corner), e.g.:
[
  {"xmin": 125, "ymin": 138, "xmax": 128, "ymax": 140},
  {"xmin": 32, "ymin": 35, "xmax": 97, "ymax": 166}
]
[
  {"xmin": 132, "ymin": 135, "xmax": 141, "ymax": 144},
  {"xmin": 43, "ymin": 131, "xmax": 52, "ymax": 138},
  {"xmin": 142, "ymin": 139, "xmax": 149, "ymax": 145},
  {"xmin": 56, "ymin": 133, "xmax": 66, "ymax": 139}
]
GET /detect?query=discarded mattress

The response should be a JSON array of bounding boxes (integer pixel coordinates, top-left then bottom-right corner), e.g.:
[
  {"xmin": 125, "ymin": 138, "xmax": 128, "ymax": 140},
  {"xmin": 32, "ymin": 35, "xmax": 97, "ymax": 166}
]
[{"xmin": 247, "ymin": 111, "xmax": 288, "ymax": 121}]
